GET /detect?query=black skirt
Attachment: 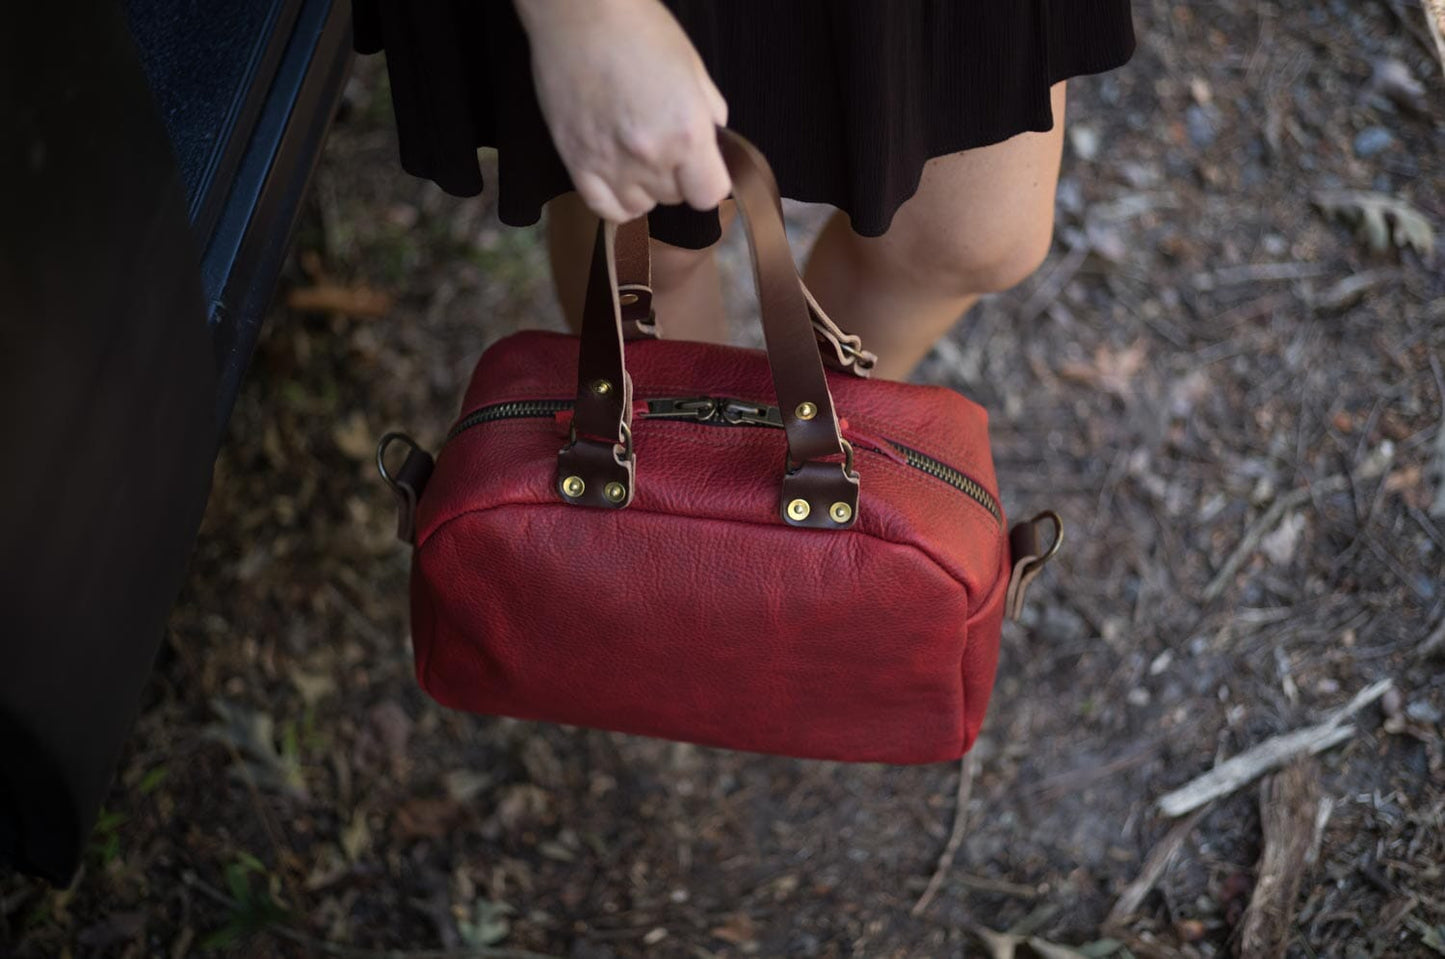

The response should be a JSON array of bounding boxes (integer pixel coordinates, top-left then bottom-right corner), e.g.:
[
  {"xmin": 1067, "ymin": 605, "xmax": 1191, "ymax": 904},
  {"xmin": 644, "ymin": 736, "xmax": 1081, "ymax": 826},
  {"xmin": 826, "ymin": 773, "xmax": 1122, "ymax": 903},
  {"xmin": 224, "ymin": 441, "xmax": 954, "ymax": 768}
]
[{"xmin": 353, "ymin": 1, "xmax": 1135, "ymax": 250}]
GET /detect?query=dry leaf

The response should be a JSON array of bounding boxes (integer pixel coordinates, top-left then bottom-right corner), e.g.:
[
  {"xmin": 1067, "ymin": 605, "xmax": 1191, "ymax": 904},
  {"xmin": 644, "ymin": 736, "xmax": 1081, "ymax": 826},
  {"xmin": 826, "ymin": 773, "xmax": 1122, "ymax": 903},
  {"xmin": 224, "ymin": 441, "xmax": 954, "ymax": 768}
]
[
  {"xmin": 1057, "ymin": 341, "xmax": 1147, "ymax": 399},
  {"xmin": 341, "ymin": 810, "xmax": 371, "ymax": 862},
  {"xmin": 444, "ymin": 769, "xmax": 494, "ymax": 803},
  {"xmin": 286, "ymin": 283, "xmax": 394, "ymax": 317},
  {"xmin": 520, "ymin": 737, "xmax": 565, "ymax": 789},
  {"xmin": 1371, "ymin": 58, "xmax": 1427, "ymax": 115},
  {"xmin": 204, "ymin": 699, "xmax": 309, "ymax": 800},
  {"xmin": 289, "ymin": 670, "xmax": 335, "ymax": 707},
  {"xmin": 970, "ymin": 926, "xmax": 1093, "ymax": 959},
  {"xmin": 710, "ymin": 912, "xmax": 758, "ymax": 946},
  {"xmin": 1314, "ymin": 191, "xmax": 1435, "ymax": 259},
  {"xmin": 333, "ymin": 411, "xmax": 375, "ymax": 461},
  {"xmin": 1260, "ymin": 511, "xmax": 1306, "ymax": 564},
  {"xmin": 393, "ymin": 797, "xmax": 462, "ymax": 840},
  {"xmin": 494, "ymin": 784, "xmax": 550, "ymax": 830},
  {"xmin": 457, "ymin": 899, "xmax": 513, "ymax": 948}
]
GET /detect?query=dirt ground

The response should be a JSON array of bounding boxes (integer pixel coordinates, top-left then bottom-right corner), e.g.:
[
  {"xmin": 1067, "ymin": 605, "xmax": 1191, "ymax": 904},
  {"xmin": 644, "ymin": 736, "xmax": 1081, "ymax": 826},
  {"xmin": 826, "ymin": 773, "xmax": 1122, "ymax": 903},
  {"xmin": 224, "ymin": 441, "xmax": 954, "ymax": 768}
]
[{"xmin": 5, "ymin": 1, "xmax": 1445, "ymax": 956}]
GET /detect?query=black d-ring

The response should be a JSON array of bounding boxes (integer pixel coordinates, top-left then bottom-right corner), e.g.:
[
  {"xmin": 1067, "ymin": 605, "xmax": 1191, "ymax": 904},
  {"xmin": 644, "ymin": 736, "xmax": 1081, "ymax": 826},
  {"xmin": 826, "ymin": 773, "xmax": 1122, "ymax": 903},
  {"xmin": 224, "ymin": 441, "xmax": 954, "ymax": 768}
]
[
  {"xmin": 376, "ymin": 432, "xmax": 434, "ymax": 544},
  {"xmin": 377, "ymin": 432, "xmax": 421, "ymax": 489},
  {"xmin": 1026, "ymin": 510, "xmax": 1064, "ymax": 566}
]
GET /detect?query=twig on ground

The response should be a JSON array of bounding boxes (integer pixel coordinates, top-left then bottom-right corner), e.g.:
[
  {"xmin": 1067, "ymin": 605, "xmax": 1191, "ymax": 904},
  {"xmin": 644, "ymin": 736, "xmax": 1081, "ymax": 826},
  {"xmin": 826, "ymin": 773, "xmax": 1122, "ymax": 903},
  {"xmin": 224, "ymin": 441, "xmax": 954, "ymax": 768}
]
[
  {"xmin": 1419, "ymin": 616, "xmax": 1445, "ymax": 657},
  {"xmin": 1017, "ymin": 244, "xmax": 1090, "ymax": 326},
  {"xmin": 1192, "ymin": 261, "xmax": 1333, "ymax": 290},
  {"xmin": 952, "ymin": 874, "xmax": 1040, "ymax": 900},
  {"xmin": 1424, "ymin": 0, "xmax": 1445, "ymax": 80},
  {"xmin": 285, "ymin": 283, "xmax": 394, "ymax": 317},
  {"xmin": 1203, "ymin": 476, "xmax": 1348, "ymax": 601},
  {"xmin": 1312, "ymin": 269, "xmax": 1402, "ymax": 312},
  {"xmin": 1104, "ymin": 809, "xmax": 1206, "ymax": 928},
  {"xmin": 912, "ymin": 753, "xmax": 977, "ymax": 916},
  {"xmin": 1307, "ymin": 795, "xmax": 1335, "ymax": 867},
  {"xmin": 1156, "ymin": 679, "xmax": 1392, "ymax": 817},
  {"xmin": 1378, "ymin": 0, "xmax": 1443, "ymax": 62},
  {"xmin": 1240, "ymin": 762, "xmax": 1321, "ymax": 959},
  {"xmin": 1210, "ymin": 292, "xmax": 1293, "ymax": 331}
]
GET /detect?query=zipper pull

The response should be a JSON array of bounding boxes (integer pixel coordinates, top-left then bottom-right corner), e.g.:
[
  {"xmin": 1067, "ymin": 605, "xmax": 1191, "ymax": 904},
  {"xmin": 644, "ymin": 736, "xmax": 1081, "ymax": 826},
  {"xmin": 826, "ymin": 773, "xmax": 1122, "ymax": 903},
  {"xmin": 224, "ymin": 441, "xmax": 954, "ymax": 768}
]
[
  {"xmin": 647, "ymin": 397, "xmax": 719, "ymax": 420},
  {"xmin": 720, "ymin": 399, "xmax": 784, "ymax": 427}
]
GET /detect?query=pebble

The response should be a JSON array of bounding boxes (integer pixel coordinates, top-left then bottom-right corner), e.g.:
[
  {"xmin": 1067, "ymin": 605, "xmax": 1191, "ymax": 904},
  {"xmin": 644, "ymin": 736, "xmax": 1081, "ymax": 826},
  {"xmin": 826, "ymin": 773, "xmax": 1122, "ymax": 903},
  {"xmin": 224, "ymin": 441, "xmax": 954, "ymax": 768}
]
[
  {"xmin": 1070, "ymin": 124, "xmax": 1102, "ymax": 162},
  {"xmin": 1353, "ymin": 126, "xmax": 1394, "ymax": 158},
  {"xmin": 1406, "ymin": 701, "xmax": 1442, "ymax": 725},
  {"xmin": 1381, "ymin": 686, "xmax": 1403, "ymax": 718},
  {"xmin": 1186, "ymin": 105, "xmax": 1217, "ymax": 148},
  {"xmin": 1121, "ymin": 160, "xmax": 1161, "ymax": 188},
  {"xmin": 1039, "ymin": 604, "xmax": 1088, "ymax": 644}
]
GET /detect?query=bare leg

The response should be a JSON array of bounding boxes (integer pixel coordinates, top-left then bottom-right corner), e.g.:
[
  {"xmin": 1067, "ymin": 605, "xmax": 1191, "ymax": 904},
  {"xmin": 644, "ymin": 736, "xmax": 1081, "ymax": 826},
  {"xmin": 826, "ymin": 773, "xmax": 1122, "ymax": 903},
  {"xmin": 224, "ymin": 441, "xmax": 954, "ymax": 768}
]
[
  {"xmin": 803, "ymin": 83, "xmax": 1069, "ymax": 381},
  {"xmin": 546, "ymin": 193, "xmax": 732, "ymax": 343}
]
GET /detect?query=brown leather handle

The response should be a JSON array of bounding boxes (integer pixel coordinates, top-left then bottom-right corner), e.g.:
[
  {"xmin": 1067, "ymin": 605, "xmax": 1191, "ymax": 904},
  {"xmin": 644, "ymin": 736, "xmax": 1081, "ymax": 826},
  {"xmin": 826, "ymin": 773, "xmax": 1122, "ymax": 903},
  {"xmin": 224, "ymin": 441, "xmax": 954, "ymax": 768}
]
[
  {"xmin": 562, "ymin": 128, "xmax": 859, "ymax": 528},
  {"xmin": 613, "ymin": 213, "xmax": 875, "ymax": 375}
]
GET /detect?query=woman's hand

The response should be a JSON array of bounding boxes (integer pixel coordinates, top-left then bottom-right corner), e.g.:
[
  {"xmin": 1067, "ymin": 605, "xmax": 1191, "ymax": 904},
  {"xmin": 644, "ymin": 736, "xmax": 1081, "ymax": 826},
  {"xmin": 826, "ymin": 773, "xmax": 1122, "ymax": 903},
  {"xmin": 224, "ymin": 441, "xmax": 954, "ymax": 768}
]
[{"xmin": 515, "ymin": 0, "xmax": 731, "ymax": 222}]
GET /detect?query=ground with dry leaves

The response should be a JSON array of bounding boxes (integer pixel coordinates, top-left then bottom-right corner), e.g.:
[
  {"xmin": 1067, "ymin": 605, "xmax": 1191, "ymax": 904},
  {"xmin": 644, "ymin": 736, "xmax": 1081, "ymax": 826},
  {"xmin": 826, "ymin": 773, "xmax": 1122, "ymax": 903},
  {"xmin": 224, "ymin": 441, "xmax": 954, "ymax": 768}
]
[{"xmin": 4, "ymin": 1, "xmax": 1444, "ymax": 957}]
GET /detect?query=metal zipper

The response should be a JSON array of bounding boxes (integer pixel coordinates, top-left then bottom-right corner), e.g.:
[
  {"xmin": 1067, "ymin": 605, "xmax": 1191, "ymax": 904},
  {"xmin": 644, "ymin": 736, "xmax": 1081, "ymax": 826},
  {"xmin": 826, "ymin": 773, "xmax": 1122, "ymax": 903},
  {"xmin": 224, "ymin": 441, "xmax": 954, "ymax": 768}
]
[
  {"xmin": 445, "ymin": 399, "xmax": 573, "ymax": 442},
  {"xmin": 446, "ymin": 395, "xmax": 1001, "ymax": 524}
]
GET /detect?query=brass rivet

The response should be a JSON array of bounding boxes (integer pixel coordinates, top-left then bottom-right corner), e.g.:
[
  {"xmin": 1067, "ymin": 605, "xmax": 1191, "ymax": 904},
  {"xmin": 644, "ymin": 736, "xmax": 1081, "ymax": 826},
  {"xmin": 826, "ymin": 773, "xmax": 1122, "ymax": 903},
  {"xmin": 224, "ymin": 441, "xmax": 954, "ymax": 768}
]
[
  {"xmin": 561, "ymin": 475, "xmax": 585, "ymax": 498},
  {"xmin": 618, "ymin": 292, "xmax": 640, "ymax": 306},
  {"xmin": 787, "ymin": 498, "xmax": 811, "ymax": 521},
  {"xmin": 795, "ymin": 401, "xmax": 817, "ymax": 421},
  {"xmin": 604, "ymin": 481, "xmax": 626, "ymax": 503},
  {"xmin": 591, "ymin": 378, "xmax": 613, "ymax": 396},
  {"xmin": 830, "ymin": 501, "xmax": 853, "ymax": 524}
]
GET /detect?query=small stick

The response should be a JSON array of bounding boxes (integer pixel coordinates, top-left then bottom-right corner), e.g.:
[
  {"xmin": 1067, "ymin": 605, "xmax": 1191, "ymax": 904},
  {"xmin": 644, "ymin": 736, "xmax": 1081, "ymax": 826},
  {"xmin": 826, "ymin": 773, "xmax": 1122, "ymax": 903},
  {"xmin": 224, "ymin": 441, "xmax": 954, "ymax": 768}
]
[
  {"xmin": 1420, "ymin": 616, "xmax": 1445, "ymax": 657},
  {"xmin": 285, "ymin": 283, "xmax": 395, "ymax": 317},
  {"xmin": 1104, "ymin": 809, "xmax": 1206, "ymax": 927},
  {"xmin": 1203, "ymin": 477, "xmax": 1348, "ymax": 601},
  {"xmin": 953, "ymin": 874, "xmax": 1040, "ymax": 900},
  {"xmin": 1017, "ymin": 243, "xmax": 1090, "ymax": 326},
  {"xmin": 1240, "ymin": 762, "xmax": 1321, "ymax": 959},
  {"xmin": 912, "ymin": 753, "xmax": 977, "ymax": 916},
  {"xmin": 1425, "ymin": 0, "xmax": 1445, "ymax": 81},
  {"xmin": 1157, "ymin": 679, "xmax": 1392, "ymax": 818},
  {"xmin": 1191, "ymin": 262, "xmax": 1333, "ymax": 290}
]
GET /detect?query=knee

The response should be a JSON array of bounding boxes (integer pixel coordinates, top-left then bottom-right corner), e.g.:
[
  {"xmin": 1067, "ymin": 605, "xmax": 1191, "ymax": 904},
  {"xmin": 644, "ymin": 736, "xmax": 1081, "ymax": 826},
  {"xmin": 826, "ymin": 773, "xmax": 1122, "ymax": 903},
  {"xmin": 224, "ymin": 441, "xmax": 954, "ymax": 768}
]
[
  {"xmin": 962, "ymin": 226, "xmax": 1055, "ymax": 295},
  {"xmin": 884, "ymin": 213, "xmax": 1056, "ymax": 297}
]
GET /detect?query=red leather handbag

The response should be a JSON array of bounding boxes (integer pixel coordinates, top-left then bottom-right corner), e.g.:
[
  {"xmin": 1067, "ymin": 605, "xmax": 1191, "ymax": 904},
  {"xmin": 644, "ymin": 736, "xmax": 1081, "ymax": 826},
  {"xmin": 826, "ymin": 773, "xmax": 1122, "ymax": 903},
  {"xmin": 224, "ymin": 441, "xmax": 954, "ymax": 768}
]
[{"xmin": 378, "ymin": 130, "xmax": 1061, "ymax": 765}]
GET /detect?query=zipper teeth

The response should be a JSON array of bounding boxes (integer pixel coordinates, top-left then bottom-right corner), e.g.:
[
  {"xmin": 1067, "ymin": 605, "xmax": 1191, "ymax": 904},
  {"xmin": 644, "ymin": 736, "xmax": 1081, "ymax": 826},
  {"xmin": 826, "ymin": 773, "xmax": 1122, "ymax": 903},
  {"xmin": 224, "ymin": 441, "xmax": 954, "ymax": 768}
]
[
  {"xmin": 446, "ymin": 396, "xmax": 1001, "ymax": 524},
  {"xmin": 887, "ymin": 441, "xmax": 1002, "ymax": 523},
  {"xmin": 445, "ymin": 399, "xmax": 571, "ymax": 442}
]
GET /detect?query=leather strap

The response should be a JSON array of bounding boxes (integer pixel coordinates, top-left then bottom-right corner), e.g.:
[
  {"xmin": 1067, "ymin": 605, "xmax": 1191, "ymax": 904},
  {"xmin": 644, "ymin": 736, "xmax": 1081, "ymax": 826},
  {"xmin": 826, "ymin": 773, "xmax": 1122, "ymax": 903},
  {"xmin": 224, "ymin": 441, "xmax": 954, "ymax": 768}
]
[
  {"xmin": 559, "ymin": 222, "xmax": 636, "ymax": 509},
  {"xmin": 569, "ymin": 128, "xmax": 857, "ymax": 527},
  {"xmin": 715, "ymin": 130, "xmax": 846, "ymax": 466},
  {"xmin": 609, "ymin": 207, "xmax": 873, "ymax": 374},
  {"xmin": 614, "ymin": 217, "xmax": 656, "ymax": 338},
  {"xmin": 1005, "ymin": 511, "xmax": 1063, "ymax": 621}
]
